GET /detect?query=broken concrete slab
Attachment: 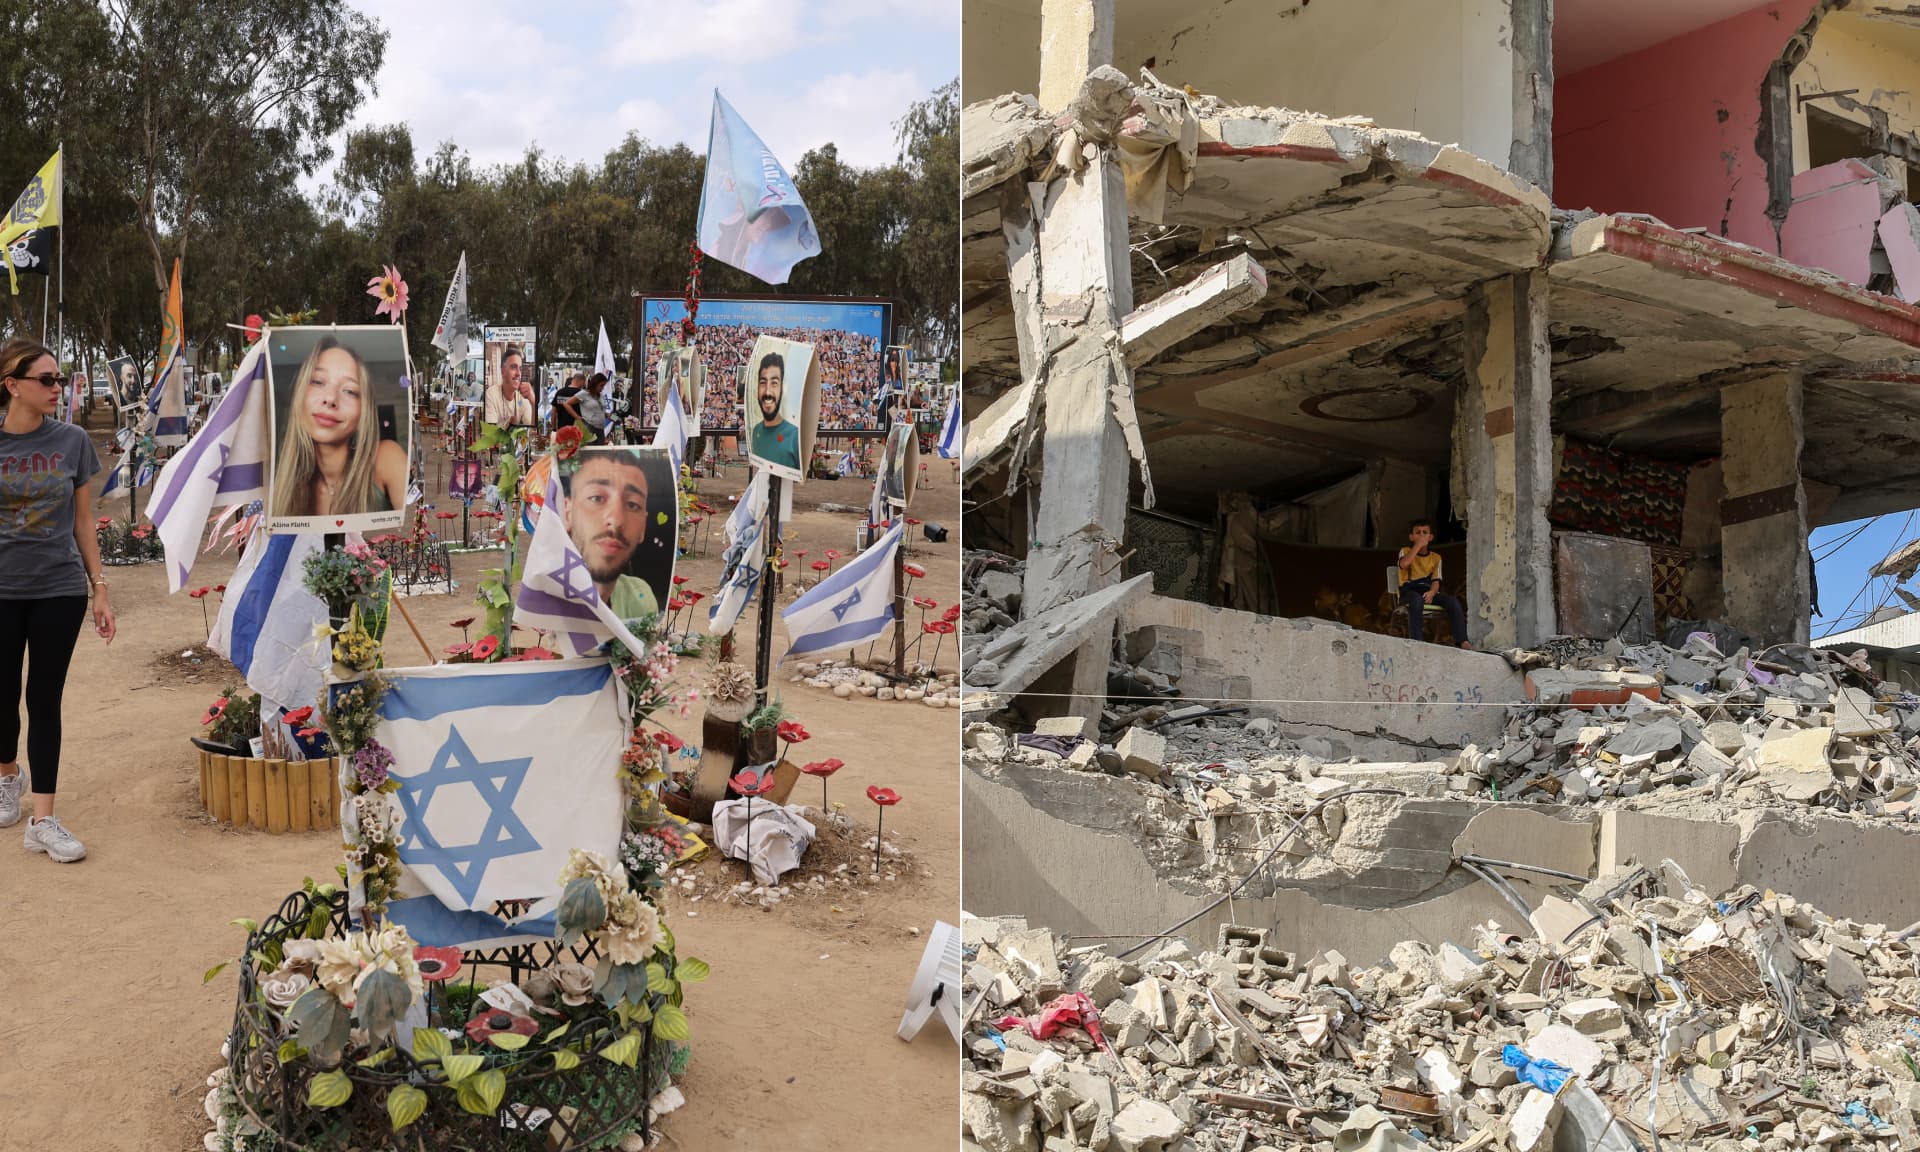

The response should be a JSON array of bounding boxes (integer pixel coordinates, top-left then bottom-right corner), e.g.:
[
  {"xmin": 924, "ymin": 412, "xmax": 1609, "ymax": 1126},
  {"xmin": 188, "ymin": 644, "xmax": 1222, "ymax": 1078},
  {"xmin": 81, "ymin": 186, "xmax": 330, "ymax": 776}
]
[
  {"xmin": 965, "ymin": 573, "xmax": 1155, "ymax": 697},
  {"xmin": 1115, "ymin": 727, "xmax": 1166, "ymax": 779}
]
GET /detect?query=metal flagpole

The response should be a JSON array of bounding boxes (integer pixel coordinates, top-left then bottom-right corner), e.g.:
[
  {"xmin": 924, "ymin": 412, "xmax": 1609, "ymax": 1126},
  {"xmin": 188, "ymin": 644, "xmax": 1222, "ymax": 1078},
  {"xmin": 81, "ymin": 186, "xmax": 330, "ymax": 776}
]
[
  {"xmin": 754, "ymin": 474, "xmax": 784, "ymax": 709},
  {"xmin": 55, "ymin": 143, "xmax": 63, "ymax": 387}
]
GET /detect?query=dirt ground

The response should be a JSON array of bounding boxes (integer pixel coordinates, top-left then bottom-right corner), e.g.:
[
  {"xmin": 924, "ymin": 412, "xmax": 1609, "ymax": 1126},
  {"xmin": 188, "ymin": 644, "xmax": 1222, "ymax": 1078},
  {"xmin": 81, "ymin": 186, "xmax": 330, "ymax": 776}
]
[{"xmin": 0, "ymin": 421, "xmax": 962, "ymax": 1151}]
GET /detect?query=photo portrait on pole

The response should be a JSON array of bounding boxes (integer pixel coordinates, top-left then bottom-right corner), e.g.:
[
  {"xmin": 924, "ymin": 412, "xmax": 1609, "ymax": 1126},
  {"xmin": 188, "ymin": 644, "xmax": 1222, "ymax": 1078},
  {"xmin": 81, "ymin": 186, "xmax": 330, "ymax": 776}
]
[
  {"xmin": 742, "ymin": 334, "xmax": 819, "ymax": 483},
  {"xmin": 552, "ymin": 446, "xmax": 679, "ymax": 624},
  {"xmin": 264, "ymin": 325, "xmax": 412, "ymax": 535},
  {"xmin": 658, "ymin": 346, "xmax": 705, "ymax": 437},
  {"xmin": 482, "ymin": 325, "xmax": 538, "ymax": 429},
  {"xmin": 880, "ymin": 420, "xmax": 917, "ymax": 509},
  {"xmin": 106, "ymin": 355, "xmax": 140, "ymax": 412}
]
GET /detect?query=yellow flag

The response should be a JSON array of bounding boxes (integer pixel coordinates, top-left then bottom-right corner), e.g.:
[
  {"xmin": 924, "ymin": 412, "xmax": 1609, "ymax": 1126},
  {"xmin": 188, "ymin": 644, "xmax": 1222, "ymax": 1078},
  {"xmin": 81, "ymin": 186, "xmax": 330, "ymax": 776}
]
[{"xmin": 1, "ymin": 148, "xmax": 60, "ymax": 295}]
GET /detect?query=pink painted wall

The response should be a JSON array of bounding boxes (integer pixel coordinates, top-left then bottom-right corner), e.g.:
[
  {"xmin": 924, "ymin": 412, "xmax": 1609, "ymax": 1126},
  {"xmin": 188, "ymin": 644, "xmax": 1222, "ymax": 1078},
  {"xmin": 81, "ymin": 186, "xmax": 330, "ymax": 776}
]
[{"xmin": 1553, "ymin": 1, "xmax": 1820, "ymax": 252}]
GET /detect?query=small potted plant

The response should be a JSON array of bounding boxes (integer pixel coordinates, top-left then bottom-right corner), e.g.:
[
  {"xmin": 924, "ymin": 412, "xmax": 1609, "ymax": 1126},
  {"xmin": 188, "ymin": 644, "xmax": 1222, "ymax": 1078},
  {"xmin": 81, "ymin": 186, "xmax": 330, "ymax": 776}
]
[{"xmin": 194, "ymin": 687, "xmax": 262, "ymax": 757}]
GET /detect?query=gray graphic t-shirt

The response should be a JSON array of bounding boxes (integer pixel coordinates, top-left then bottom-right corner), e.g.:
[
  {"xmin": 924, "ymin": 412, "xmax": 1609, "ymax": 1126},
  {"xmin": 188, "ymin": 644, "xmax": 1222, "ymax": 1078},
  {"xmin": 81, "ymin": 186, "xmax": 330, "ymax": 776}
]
[{"xmin": 0, "ymin": 418, "xmax": 101, "ymax": 598}]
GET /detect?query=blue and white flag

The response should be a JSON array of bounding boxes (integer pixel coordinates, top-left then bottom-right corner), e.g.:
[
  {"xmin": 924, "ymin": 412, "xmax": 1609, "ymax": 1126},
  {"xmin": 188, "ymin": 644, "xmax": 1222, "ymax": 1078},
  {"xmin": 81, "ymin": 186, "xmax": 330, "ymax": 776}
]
[
  {"xmin": 782, "ymin": 522, "xmax": 902, "ymax": 660},
  {"xmin": 938, "ymin": 395, "xmax": 961, "ymax": 459},
  {"xmin": 147, "ymin": 340, "xmax": 270, "ymax": 591},
  {"xmin": 696, "ymin": 91, "xmax": 819, "ymax": 286},
  {"xmin": 835, "ymin": 450, "xmax": 857, "ymax": 477},
  {"xmin": 708, "ymin": 468, "xmax": 770, "ymax": 634},
  {"xmin": 209, "ymin": 527, "xmax": 328, "ymax": 712},
  {"xmin": 514, "ymin": 476, "xmax": 649, "ymax": 657},
  {"xmin": 370, "ymin": 658, "xmax": 625, "ymax": 945},
  {"xmin": 594, "ymin": 317, "xmax": 616, "ymax": 383},
  {"xmin": 99, "ymin": 458, "xmax": 127, "ymax": 499},
  {"xmin": 651, "ymin": 373, "xmax": 689, "ymax": 475}
]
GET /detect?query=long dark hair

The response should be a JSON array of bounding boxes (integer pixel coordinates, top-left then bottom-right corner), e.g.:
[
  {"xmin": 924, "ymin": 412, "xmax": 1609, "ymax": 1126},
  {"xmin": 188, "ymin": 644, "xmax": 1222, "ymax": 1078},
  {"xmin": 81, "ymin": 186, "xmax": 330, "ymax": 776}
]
[{"xmin": 0, "ymin": 337, "xmax": 57, "ymax": 415}]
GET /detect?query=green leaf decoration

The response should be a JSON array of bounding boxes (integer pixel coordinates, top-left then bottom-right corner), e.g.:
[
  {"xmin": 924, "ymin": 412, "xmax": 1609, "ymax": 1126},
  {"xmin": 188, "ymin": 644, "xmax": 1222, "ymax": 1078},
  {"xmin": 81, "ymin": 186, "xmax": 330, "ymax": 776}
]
[
  {"xmin": 646, "ymin": 963, "xmax": 674, "ymax": 996},
  {"xmin": 557, "ymin": 877, "xmax": 608, "ymax": 946},
  {"xmin": 542, "ymin": 1021, "xmax": 571, "ymax": 1044},
  {"xmin": 286, "ymin": 986, "xmax": 353, "ymax": 1065},
  {"xmin": 412, "ymin": 1028, "xmax": 452, "ymax": 1064},
  {"xmin": 674, "ymin": 957, "xmax": 711, "ymax": 984},
  {"xmin": 356, "ymin": 1047, "xmax": 395, "ymax": 1069},
  {"xmin": 599, "ymin": 1032, "xmax": 641, "ymax": 1069},
  {"xmin": 441, "ymin": 1053, "xmax": 484, "ymax": 1084},
  {"xmin": 551, "ymin": 1048, "xmax": 581, "ymax": 1071},
  {"xmin": 307, "ymin": 1068, "xmax": 353, "ymax": 1109},
  {"xmin": 488, "ymin": 1032, "xmax": 530, "ymax": 1051},
  {"xmin": 229, "ymin": 917, "xmax": 259, "ymax": 933},
  {"xmin": 653, "ymin": 1003, "xmax": 691, "ymax": 1043},
  {"xmin": 276, "ymin": 1039, "xmax": 307, "ymax": 1064},
  {"xmin": 202, "ymin": 962, "xmax": 229, "ymax": 985},
  {"xmin": 353, "ymin": 966, "xmax": 413, "ymax": 1043},
  {"xmin": 386, "ymin": 1083, "xmax": 428, "ymax": 1131},
  {"xmin": 467, "ymin": 1068, "xmax": 506, "ymax": 1116},
  {"xmin": 304, "ymin": 903, "xmax": 331, "ymax": 940}
]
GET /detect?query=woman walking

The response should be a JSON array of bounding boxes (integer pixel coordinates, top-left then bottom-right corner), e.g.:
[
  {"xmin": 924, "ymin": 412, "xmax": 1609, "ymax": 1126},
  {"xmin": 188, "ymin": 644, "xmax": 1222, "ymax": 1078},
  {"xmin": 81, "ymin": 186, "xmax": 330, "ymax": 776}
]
[{"xmin": 0, "ymin": 338, "xmax": 114, "ymax": 862}]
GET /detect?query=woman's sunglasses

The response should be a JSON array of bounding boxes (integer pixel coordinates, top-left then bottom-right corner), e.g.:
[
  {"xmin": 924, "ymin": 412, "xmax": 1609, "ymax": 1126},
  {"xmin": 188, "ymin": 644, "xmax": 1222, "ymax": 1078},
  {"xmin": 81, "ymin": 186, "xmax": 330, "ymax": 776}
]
[{"xmin": 8, "ymin": 373, "xmax": 67, "ymax": 388}]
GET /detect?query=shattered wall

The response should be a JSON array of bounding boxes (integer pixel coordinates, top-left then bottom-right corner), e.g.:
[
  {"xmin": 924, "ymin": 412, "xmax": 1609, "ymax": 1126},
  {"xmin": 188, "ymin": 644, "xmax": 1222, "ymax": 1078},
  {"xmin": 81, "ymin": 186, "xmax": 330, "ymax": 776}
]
[
  {"xmin": 1790, "ymin": 11, "xmax": 1920, "ymax": 177},
  {"xmin": 1553, "ymin": 1, "xmax": 1823, "ymax": 249}
]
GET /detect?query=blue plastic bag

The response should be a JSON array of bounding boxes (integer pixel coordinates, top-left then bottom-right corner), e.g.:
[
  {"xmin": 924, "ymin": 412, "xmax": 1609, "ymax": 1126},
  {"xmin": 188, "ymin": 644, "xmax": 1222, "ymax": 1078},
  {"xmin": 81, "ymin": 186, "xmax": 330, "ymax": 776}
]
[{"xmin": 1502, "ymin": 1044, "xmax": 1571, "ymax": 1093}]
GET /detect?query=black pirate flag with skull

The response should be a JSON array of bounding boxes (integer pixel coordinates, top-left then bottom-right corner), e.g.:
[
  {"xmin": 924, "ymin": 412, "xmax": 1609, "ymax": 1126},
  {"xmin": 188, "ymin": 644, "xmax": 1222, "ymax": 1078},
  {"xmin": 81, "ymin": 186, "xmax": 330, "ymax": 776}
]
[{"xmin": 3, "ymin": 227, "xmax": 53, "ymax": 277}]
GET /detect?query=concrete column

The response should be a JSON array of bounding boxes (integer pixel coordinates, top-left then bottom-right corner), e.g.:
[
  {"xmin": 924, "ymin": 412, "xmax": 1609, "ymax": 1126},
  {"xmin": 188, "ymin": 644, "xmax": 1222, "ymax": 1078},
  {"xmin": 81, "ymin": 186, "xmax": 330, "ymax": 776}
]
[
  {"xmin": 1719, "ymin": 373, "xmax": 1810, "ymax": 644},
  {"xmin": 1453, "ymin": 273, "xmax": 1554, "ymax": 649},
  {"xmin": 1038, "ymin": 0, "xmax": 1113, "ymax": 113},
  {"xmin": 1017, "ymin": 153, "xmax": 1134, "ymax": 719}
]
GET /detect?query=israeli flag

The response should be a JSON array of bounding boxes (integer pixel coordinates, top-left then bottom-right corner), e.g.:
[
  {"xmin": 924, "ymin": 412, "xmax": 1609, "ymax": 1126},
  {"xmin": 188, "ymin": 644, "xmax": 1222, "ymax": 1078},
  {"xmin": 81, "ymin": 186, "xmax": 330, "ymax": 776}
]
[
  {"xmin": 370, "ymin": 659, "xmax": 625, "ymax": 945},
  {"xmin": 143, "ymin": 351, "xmax": 190, "ymax": 447},
  {"xmin": 99, "ymin": 458, "xmax": 126, "ymax": 499},
  {"xmin": 938, "ymin": 395, "xmax": 961, "ymax": 459},
  {"xmin": 835, "ymin": 450, "xmax": 857, "ymax": 478},
  {"xmin": 651, "ymin": 374, "xmax": 689, "ymax": 475},
  {"xmin": 594, "ymin": 316, "xmax": 617, "ymax": 382},
  {"xmin": 209, "ymin": 528, "xmax": 328, "ymax": 713},
  {"xmin": 696, "ymin": 91, "xmax": 819, "ymax": 285},
  {"xmin": 782, "ymin": 522, "xmax": 901, "ymax": 660},
  {"xmin": 147, "ymin": 340, "xmax": 270, "ymax": 591},
  {"xmin": 513, "ymin": 475, "xmax": 648, "ymax": 657},
  {"xmin": 708, "ymin": 468, "xmax": 770, "ymax": 634}
]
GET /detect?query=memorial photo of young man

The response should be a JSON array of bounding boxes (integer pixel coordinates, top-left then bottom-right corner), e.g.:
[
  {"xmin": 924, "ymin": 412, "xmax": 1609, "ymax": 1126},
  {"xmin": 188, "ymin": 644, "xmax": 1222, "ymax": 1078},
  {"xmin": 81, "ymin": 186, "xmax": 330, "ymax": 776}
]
[
  {"xmin": 560, "ymin": 446, "xmax": 678, "ymax": 623},
  {"xmin": 747, "ymin": 346, "xmax": 801, "ymax": 473}
]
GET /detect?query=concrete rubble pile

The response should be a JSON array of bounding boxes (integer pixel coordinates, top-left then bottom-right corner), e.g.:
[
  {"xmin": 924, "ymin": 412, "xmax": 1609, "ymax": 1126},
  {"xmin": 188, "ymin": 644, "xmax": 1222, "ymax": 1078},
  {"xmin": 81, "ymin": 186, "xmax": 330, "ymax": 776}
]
[
  {"xmin": 961, "ymin": 870, "xmax": 1920, "ymax": 1152},
  {"xmin": 1479, "ymin": 634, "xmax": 1920, "ymax": 814},
  {"xmin": 963, "ymin": 547, "xmax": 1028, "ymax": 648}
]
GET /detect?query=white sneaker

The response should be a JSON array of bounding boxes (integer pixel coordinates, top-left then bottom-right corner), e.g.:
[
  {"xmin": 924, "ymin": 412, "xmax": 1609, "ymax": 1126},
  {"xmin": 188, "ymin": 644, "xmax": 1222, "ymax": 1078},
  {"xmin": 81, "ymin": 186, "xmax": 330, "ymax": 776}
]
[
  {"xmin": 0, "ymin": 772, "xmax": 19, "ymax": 827},
  {"xmin": 24, "ymin": 815, "xmax": 85, "ymax": 862}
]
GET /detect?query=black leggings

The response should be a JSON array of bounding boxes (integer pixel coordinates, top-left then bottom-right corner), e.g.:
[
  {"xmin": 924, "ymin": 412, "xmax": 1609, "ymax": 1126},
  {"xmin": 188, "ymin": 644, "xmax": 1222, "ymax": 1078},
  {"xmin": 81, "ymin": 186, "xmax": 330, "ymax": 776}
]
[{"xmin": 0, "ymin": 596, "xmax": 88, "ymax": 795}]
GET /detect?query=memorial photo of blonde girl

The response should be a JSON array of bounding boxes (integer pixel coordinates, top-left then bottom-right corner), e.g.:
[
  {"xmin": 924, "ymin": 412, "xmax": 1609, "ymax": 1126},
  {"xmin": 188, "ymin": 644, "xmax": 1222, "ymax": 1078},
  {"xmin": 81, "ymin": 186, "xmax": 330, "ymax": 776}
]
[{"xmin": 266, "ymin": 326, "xmax": 411, "ymax": 532}]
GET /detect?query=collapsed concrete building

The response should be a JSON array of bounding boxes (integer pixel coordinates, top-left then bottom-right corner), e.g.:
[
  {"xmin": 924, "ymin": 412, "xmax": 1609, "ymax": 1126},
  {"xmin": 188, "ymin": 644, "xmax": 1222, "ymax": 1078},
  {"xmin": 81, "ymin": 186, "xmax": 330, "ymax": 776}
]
[{"xmin": 959, "ymin": 6, "xmax": 1920, "ymax": 1145}]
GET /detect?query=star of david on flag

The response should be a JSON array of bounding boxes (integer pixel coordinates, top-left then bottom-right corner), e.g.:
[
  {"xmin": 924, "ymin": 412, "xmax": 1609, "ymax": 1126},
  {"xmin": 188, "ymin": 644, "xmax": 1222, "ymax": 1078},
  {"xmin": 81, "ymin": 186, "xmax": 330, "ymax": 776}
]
[
  {"xmin": 781, "ymin": 522, "xmax": 902, "ymax": 661},
  {"xmin": 367, "ymin": 658, "xmax": 626, "ymax": 947},
  {"xmin": 513, "ymin": 473, "xmax": 648, "ymax": 657}
]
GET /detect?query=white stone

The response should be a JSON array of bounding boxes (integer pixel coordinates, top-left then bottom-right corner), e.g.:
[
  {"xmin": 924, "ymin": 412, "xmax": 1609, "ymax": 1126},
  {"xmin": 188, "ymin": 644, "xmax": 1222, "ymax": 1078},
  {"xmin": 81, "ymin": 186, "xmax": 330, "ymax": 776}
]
[
  {"xmin": 1560, "ymin": 997, "xmax": 1624, "ymax": 1035},
  {"xmin": 1509, "ymin": 1088, "xmax": 1561, "ymax": 1152},
  {"xmin": 1110, "ymin": 1099, "xmax": 1184, "ymax": 1152},
  {"xmin": 1526, "ymin": 1024, "xmax": 1604, "ymax": 1079}
]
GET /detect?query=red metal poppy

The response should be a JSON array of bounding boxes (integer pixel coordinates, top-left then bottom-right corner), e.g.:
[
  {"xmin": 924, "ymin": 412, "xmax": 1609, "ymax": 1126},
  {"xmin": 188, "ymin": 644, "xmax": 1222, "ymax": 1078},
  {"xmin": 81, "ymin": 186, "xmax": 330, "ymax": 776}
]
[
  {"xmin": 444, "ymin": 642, "xmax": 471, "ymax": 657},
  {"xmin": 673, "ymin": 575, "xmax": 689, "ymax": 586},
  {"xmin": 284, "ymin": 706, "xmax": 315, "ymax": 726},
  {"xmin": 794, "ymin": 550, "xmax": 809, "ymax": 560},
  {"xmin": 668, "ymin": 596, "xmax": 687, "ymax": 611},
  {"xmin": 201, "ymin": 698, "xmax": 228, "ymax": 726},
  {"xmin": 520, "ymin": 646, "xmax": 557, "ymax": 660},
  {"xmin": 867, "ymin": 786, "xmax": 901, "ymax": 806},
  {"xmin": 929, "ymin": 620, "xmax": 956, "ymax": 635},
  {"xmin": 776, "ymin": 720, "xmax": 810, "ymax": 744},
  {"xmin": 800, "ymin": 758, "xmax": 844, "ymax": 778},
  {"xmin": 685, "ymin": 591, "xmax": 706, "ymax": 604},
  {"xmin": 942, "ymin": 604, "xmax": 961, "ymax": 623},
  {"xmin": 189, "ymin": 587, "xmax": 210, "ymax": 599},
  {"xmin": 450, "ymin": 617, "xmax": 476, "ymax": 629},
  {"xmin": 810, "ymin": 560, "xmax": 830, "ymax": 571},
  {"xmin": 825, "ymin": 550, "xmax": 841, "ymax": 560},
  {"xmin": 435, "ymin": 511, "xmax": 457, "ymax": 520},
  {"xmin": 465, "ymin": 1009, "xmax": 538, "ymax": 1042},
  {"xmin": 729, "ymin": 769, "xmax": 777, "ymax": 797},
  {"xmin": 296, "ymin": 727, "xmax": 325, "ymax": 739},
  {"xmin": 652, "ymin": 731, "xmax": 686, "ymax": 753},
  {"xmin": 913, "ymin": 596, "xmax": 937, "ymax": 609},
  {"xmin": 413, "ymin": 945, "xmax": 463, "ymax": 983},
  {"xmin": 906, "ymin": 518, "xmax": 921, "ymax": 526},
  {"xmin": 903, "ymin": 564, "xmax": 926, "ymax": 578},
  {"xmin": 214, "ymin": 584, "xmax": 227, "ymax": 593},
  {"xmin": 470, "ymin": 635, "xmax": 500, "ymax": 660}
]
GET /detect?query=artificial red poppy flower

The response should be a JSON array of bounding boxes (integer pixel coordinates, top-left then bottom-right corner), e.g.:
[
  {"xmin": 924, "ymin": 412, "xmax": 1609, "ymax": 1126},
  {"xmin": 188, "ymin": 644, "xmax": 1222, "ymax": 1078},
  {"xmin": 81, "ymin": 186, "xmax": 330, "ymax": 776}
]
[
  {"xmin": 201, "ymin": 697, "xmax": 228, "ymax": 726},
  {"xmin": 444, "ymin": 642, "xmax": 471, "ymax": 657},
  {"xmin": 214, "ymin": 584, "xmax": 227, "ymax": 593},
  {"xmin": 520, "ymin": 646, "xmax": 557, "ymax": 660},
  {"xmin": 775, "ymin": 558, "xmax": 789, "ymax": 569},
  {"xmin": 811, "ymin": 560, "xmax": 830, "ymax": 572},
  {"xmin": 435, "ymin": 511, "xmax": 457, "ymax": 520},
  {"xmin": 94, "ymin": 516, "xmax": 110, "ymax": 527},
  {"xmin": 867, "ymin": 786, "xmax": 900, "ymax": 806},
  {"xmin": 465, "ymin": 1010, "xmax": 538, "ymax": 1042},
  {"xmin": 652, "ymin": 731, "xmax": 685, "ymax": 753},
  {"xmin": 189, "ymin": 587, "xmax": 210, "ymax": 599},
  {"xmin": 903, "ymin": 564, "xmax": 926, "ymax": 579},
  {"xmin": 776, "ymin": 720, "xmax": 810, "ymax": 744},
  {"xmin": 793, "ymin": 550, "xmax": 808, "ymax": 561},
  {"xmin": 451, "ymin": 617, "xmax": 475, "ymax": 629},
  {"xmin": 687, "ymin": 515, "xmax": 703, "ymax": 525},
  {"xmin": 470, "ymin": 635, "xmax": 500, "ymax": 660},
  {"xmin": 668, "ymin": 596, "xmax": 687, "ymax": 611},
  {"xmin": 906, "ymin": 518, "xmax": 921, "ymax": 526},
  {"xmin": 800, "ymin": 758, "xmax": 843, "ymax": 778},
  {"xmin": 284, "ymin": 706, "xmax": 315, "ymax": 726},
  {"xmin": 673, "ymin": 575, "xmax": 689, "ymax": 586},
  {"xmin": 913, "ymin": 596, "xmax": 937, "ymax": 609},
  {"xmin": 296, "ymin": 727, "xmax": 325, "ymax": 739},
  {"xmin": 942, "ymin": 604, "xmax": 961, "ymax": 623},
  {"xmin": 729, "ymin": 768, "xmax": 777, "ymax": 798},
  {"xmin": 553, "ymin": 425, "xmax": 583, "ymax": 459},
  {"xmin": 413, "ymin": 945, "xmax": 463, "ymax": 983}
]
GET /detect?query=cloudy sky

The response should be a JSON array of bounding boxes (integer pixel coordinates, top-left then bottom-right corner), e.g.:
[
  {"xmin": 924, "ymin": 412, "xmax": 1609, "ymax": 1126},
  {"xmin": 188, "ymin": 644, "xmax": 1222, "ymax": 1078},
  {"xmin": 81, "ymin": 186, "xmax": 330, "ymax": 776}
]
[{"xmin": 336, "ymin": 0, "xmax": 958, "ymax": 174}]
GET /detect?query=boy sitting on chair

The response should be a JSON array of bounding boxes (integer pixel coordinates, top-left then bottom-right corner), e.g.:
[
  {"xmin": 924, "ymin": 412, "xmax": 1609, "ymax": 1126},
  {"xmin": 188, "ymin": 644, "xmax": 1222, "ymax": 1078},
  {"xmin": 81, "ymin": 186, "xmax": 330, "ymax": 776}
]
[{"xmin": 1397, "ymin": 518, "xmax": 1471, "ymax": 649}]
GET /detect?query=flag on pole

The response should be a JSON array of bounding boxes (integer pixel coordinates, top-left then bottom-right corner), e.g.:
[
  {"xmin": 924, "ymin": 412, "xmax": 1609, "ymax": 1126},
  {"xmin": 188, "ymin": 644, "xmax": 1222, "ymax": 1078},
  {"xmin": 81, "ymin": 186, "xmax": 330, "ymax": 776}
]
[
  {"xmin": 99, "ymin": 458, "xmax": 127, "ymax": 499},
  {"xmin": 209, "ymin": 527, "xmax": 328, "ymax": 713},
  {"xmin": 594, "ymin": 317, "xmax": 616, "ymax": 381},
  {"xmin": 145, "ymin": 258, "xmax": 189, "ymax": 446},
  {"xmin": 146, "ymin": 339, "xmax": 270, "ymax": 591},
  {"xmin": 1, "ymin": 149, "xmax": 60, "ymax": 295},
  {"xmin": 371, "ymin": 658, "xmax": 625, "ymax": 937},
  {"xmin": 431, "ymin": 252, "xmax": 470, "ymax": 365},
  {"xmin": 938, "ymin": 394, "xmax": 961, "ymax": 459},
  {"xmin": 782, "ymin": 522, "xmax": 902, "ymax": 660},
  {"xmin": 514, "ymin": 475, "xmax": 650, "ymax": 657},
  {"xmin": 1, "ymin": 226, "xmax": 53, "ymax": 282},
  {"xmin": 696, "ymin": 91, "xmax": 819, "ymax": 285},
  {"xmin": 650, "ymin": 374, "xmax": 689, "ymax": 475},
  {"xmin": 708, "ymin": 468, "xmax": 770, "ymax": 634}
]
